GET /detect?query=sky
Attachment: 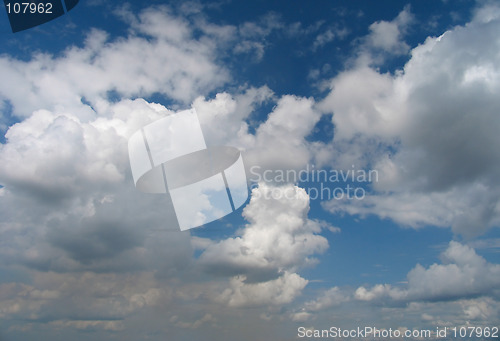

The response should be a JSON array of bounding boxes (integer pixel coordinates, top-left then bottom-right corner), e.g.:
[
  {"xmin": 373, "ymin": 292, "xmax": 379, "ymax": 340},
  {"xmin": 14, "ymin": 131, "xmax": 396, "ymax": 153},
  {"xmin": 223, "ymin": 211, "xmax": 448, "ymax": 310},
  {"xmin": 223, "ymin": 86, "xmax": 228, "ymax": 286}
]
[{"xmin": 0, "ymin": 0, "xmax": 500, "ymax": 340}]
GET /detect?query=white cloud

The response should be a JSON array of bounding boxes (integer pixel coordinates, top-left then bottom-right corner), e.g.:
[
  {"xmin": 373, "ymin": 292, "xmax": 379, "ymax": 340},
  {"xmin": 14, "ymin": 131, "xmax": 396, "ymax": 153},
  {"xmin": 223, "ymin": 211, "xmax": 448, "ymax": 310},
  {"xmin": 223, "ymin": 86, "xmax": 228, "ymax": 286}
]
[
  {"xmin": 319, "ymin": 3, "xmax": 500, "ymax": 236},
  {"xmin": 191, "ymin": 183, "xmax": 329, "ymax": 309},
  {"xmin": 354, "ymin": 284, "xmax": 406, "ymax": 302},
  {"xmin": 215, "ymin": 271, "xmax": 308, "ymax": 307},
  {"xmin": 0, "ymin": 90, "xmax": 324, "ymax": 328},
  {"xmin": 312, "ymin": 29, "xmax": 335, "ymax": 50},
  {"xmin": 304, "ymin": 287, "xmax": 350, "ymax": 312},
  {"xmin": 290, "ymin": 311, "xmax": 312, "ymax": 322},
  {"xmin": 0, "ymin": 6, "xmax": 229, "ymax": 118},
  {"xmin": 199, "ymin": 183, "xmax": 328, "ymax": 282},
  {"xmin": 194, "ymin": 89, "xmax": 324, "ymax": 183},
  {"xmin": 0, "ymin": 20, "xmax": 325, "ymax": 332},
  {"xmin": 366, "ymin": 6, "xmax": 413, "ymax": 55},
  {"xmin": 233, "ymin": 40, "xmax": 266, "ymax": 61},
  {"xmin": 355, "ymin": 242, "xmax": 500, "ymax": 304},
  {"xmin": 0, "ymin": 98, "xmax": 196, "ymax": 276},
  {"xmin": 0, "ymin": 97, "xmax": 168, "ymax": 203},
  {"xmin": 318, "ymin": 66, "xmax": 404, "ymax": 141},
  {"xmin": 323, "ymin": 183, "xmax": 499, "ymax": 234},
  {"xmin": 193, "ymin": 86, "xmax": 274, "ymax": 149},
  {"xmin": 233, "ymin": 13, "xmax": 284, "ymax": 61},
  {"xmin": 460, "ymin": 297, "xmax": 498, "ymax": 321},
  {"xmin": 170, "ymin": 313, "xmax": 216, "ymax": 329},
  {"xmin": 473, "ymin": 2, "xmax": 500, "ymax": 24},
  {"xmin": 245, "ymin": 95, "xmax": 321, "ymax": 174}
]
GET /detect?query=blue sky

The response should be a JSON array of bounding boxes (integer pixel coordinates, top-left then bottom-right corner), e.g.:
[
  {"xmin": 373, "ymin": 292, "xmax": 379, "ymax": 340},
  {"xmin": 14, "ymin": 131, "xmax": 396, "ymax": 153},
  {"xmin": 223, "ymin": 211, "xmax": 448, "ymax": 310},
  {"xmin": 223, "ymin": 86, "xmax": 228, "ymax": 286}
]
[{"xmin": 1, "ymin": 0, "xmax": 500, "ymax": 340}]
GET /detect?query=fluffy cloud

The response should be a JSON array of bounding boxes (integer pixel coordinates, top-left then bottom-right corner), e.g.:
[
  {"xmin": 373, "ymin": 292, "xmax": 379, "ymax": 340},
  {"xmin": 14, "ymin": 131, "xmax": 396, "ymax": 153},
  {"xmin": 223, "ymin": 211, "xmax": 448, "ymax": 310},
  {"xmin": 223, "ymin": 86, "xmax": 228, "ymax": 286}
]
[
  {"xmin": 320, "ymin": 4, "xmax": 500, "ymax": 237},
  {"xmin": 215, "ymin": 271, "xmax": 308, "ymax": 308},
  {"xmin": 0, "ymin": 6, "xmax": 229, "ymax": 118},
  {"xmin": 365, "ymin": 6, "xmax": 413, "ymax": 55},
  {"xmin": 0, "ymin": 78, "xmax": 323, "ymax": 338},
  {"xmin": 193, "ymin": 86, "xmax": 274, "ymax": 149},
  {"xmin": 244, "ymin": 95, "xmax": 321, "ymax": 174},
  {"xmin": 195, "ymin": 90, "xmax": 322, "ymax": 181},
  {"xmin": 199, "ymin": 183, "xmax": 328, "ymax": 282},
  {"xmin": 297, "ymin": 242, "xmax": 499, "ymax": 327},
  {"xmin": 355, "ymin": 241, "xmax": 500, "ymax": 304},
  {"xmin": 0, "ymin": 18, "xmax": 325, "ymax": 331},
  {"xmin": 318, "ymin": 66, "xmax": 402, "ymax": 141},
  {"xmin": 170, "ymin": 313, "xmax": 216, "ymax": 329},
  {"xmin": 186, "ymin": 184, "xmax": 328, "ymax": 309},
  {"xmin": 0, "ymin": 97, "xmax": 197, "ymax": 277},
  {"xmin": 303, "ymin": 287, "xmax": 350, "ymax": 312}
]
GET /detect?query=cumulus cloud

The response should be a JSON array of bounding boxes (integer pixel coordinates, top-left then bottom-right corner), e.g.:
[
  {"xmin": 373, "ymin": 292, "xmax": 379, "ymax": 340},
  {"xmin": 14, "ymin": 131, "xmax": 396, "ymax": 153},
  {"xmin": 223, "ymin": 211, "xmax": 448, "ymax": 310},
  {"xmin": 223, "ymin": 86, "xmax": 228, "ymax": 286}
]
[
  {"xmin": 194, "ymin": 89, "xmax": 323, "ymax": 181},
  {"xmin": 365, "ymin": 6, "xmax": 413, "ymax": 55},
  {"xmin": 318, "ymin": 66, "xmax": 402, "ymax": 141},
  {"xmin": 297, "ymin": 241, "xmax": 499, "ymax": 327},
  {"xmin": 215, "ymin": 271, "xmax": 308, "ymax": 307},
  {"xmin": 170, "ymin": 313, "xmax": 216, "ymax": 329},
  {"xmin": 355, "ymin": 241, "xmax": 500, "ymax": 304},
  {"xmin": 0, "ymin": 8, "xmax": 326, "ymax": 328},
  {"xmin": 183, "ymin": 184, "xmax": 329, "ymax": 309},
  {"xmin": 0, "ymin": 6, "xmax": 229, "ymax": 118},
  {"xmin": 303, "ymin": 287, "xmax": 350, "ymax": 312},
  {"xmin": 0, "ymin": 97, "xmax": 199, "ymax": 274},
  {"xmin": 193, "ymin": 87, "xmax": 326, "ymax": 184},
  {"xmin": 0, "ymin": 86, "xmax": 323, "ymax": 334},
  {"xmin": 320, "ymin": 3, "xmax": 500, "ymax": 237},
  {"xmin": 199, "ymin": 183, "xmax": 328, "ymax": 282},
  {"xmin": 193, "ymin": 86, "xmax": 274, "ymax": 149},
  {"xmin": 244, "ymin": 95, "xmax": 322, "ymax": 174},
  {"xmin": 460, "ymin": 297, "xmax": 499, "ymax": 321}
]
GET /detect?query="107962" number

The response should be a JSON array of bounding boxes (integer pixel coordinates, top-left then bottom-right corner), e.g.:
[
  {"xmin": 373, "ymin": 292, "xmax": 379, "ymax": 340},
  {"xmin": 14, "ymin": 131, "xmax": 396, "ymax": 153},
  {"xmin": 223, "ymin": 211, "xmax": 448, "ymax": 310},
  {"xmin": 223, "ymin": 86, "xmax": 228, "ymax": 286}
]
[{"xmin": 5, "ymin": 2, "xmax": 53, "ymax": 14}]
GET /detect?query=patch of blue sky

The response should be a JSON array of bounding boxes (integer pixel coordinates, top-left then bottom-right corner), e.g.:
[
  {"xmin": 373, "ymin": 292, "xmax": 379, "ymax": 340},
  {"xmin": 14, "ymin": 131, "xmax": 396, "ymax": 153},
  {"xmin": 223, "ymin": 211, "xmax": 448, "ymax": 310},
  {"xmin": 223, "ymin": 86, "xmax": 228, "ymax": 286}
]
[{"xmin": 304, "ymin": 207, "xmax": 455, "ymax": 288}]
